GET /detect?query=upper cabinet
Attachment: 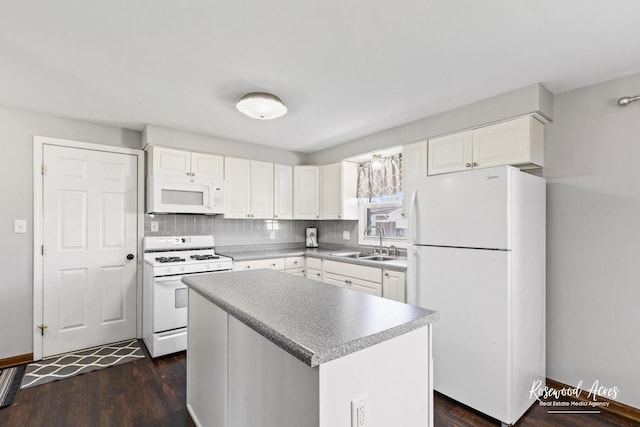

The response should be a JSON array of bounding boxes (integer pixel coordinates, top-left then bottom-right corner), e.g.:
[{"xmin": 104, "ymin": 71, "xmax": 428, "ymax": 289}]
[
  {"xmin": 274, "ymin": 164, "xmax": 293, "ymax": 220},
  {"xmin": 148, "ymin": 146, "xmax": 223, "ymax": 180},
  {"xmin": 293, "ymin": 166, "xmax": 321, "ymax": 219},
  {"xmin": 321, "ymin": 162, "xmax": 359, "ymax": 220},
  {"xmin": 224, "ymin": 157, "xmax": 274, "ymax": 219},
  {"xmin": 428, "ymin": 115, "xmax": 544, "ymax": 176}
]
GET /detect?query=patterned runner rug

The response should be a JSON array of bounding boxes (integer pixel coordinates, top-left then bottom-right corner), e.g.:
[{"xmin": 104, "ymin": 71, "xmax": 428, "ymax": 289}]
[
  {"xmin": 20, "ymin": 339, "xmax": 145, "ymax": 389},
  {"xmin": 0, "ymin": 365, "xmax": 25, "ymax": 409}
]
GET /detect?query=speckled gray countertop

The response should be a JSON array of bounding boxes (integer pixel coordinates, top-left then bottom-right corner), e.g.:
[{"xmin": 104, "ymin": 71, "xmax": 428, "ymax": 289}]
[
  {"xmin": 218, "ymin": 247, "xmax": 408, "ymax": 272},
  {"xmin": 183, "ymin": 269, "xmax": 437, "ymax": 367}
]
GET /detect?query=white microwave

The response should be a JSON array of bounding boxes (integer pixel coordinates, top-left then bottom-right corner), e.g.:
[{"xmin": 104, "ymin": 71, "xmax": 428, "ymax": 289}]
[{"xmin": 147, "ymin": 174, "xmax": 224, "ymax": 214}]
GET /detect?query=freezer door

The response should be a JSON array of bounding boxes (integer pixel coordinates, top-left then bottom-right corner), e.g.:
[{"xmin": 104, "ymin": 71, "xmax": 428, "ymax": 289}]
[
  {"xmin": 408, "ymin": 245, "xmax": 511, "ymax": 422},
  {"xmin": 407, "ymin": 166, "xmax": 510, "ymax": 249}
]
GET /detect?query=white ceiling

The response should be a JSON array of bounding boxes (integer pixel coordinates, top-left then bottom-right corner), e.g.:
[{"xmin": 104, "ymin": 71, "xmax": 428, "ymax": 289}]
[{"xmin": 2, "ymin": 1, "xmax": 640, "ymax": 154}]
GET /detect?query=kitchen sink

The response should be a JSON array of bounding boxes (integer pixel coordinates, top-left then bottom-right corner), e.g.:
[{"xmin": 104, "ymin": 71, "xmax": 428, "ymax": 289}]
[
  {"xmin": 359, "ymin": 255, "xmax": 399, "ymax": 261},
  {"xmin": 330, "ymin": 252, "xmax": 363, "ymax": 258}
]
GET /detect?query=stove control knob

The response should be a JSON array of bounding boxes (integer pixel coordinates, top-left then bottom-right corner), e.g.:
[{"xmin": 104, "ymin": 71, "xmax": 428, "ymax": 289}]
[{"xmin": 126, "ymin": 254, "xmax": 134, "ymax": 260}]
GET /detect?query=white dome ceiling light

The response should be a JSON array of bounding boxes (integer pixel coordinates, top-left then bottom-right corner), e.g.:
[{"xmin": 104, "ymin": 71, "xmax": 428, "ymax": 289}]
[{"xmin": 236, "ymin": 92, "xmax": 287, "ymax": 120}]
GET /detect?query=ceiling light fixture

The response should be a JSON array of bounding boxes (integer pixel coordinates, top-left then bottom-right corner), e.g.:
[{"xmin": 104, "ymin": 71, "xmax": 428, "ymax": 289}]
[
  {"xmin": 371, "ymin": 154, "xmax": 384, "ymax": 170},
  {"xmin": 236, "ymin": 92, "xmax": 287, "ymax": 120}
]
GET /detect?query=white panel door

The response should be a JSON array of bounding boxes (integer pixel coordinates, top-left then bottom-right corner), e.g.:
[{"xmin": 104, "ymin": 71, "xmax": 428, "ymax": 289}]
[
  {"xmin": 409, "ymin": 166, "xmax": 510, "ymax": 250},
  {"xmin": 472, "ymin": 116, "xmax": 531, "ymax": 169},
  {"xmin": 42, "ymin": 145, "xmax": 138, "ymax": 357},
  {"xmin": 410, "ymin": 245, "xmax": 509, "ymax": 422},
  {"xmin": 321, "ymin": 162, "xmax": 341, "ymax": 219}
]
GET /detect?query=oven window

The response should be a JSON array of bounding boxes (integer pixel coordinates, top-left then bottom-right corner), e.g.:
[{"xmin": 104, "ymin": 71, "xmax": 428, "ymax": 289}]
[{"xmin": 161, "ymin": 189, "xmax": 204, "ymax": 206}]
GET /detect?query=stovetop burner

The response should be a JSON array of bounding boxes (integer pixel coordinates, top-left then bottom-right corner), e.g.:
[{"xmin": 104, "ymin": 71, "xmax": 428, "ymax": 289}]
[
  {"xmin": 155, "ymin": 256, "xmax": 186, "ymax": 263},
  {"xmin": 190, "ymin": 254, "xmax": 220, "ymax": 261}
]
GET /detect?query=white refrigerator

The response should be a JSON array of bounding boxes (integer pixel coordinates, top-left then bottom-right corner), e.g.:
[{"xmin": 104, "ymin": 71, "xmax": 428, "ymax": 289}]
[{"xmin": 406, "ymin": 166, "xmax": 545, "ymax": 426}]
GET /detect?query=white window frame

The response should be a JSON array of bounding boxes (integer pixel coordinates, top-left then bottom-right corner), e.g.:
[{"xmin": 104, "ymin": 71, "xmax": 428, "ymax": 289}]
[{"xmin": 357, "ymin": 199, "xmax": 407, "ymax": 249}]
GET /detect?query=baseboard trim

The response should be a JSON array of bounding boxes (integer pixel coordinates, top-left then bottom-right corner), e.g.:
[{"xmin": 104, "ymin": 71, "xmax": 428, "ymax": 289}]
[
  {"xmin": 0, "ymin": 353, "xmax": 33, "ymax": 369},
  {"xmin": 547, "ymin": 378, "xmax": 640, "ymax": 423}
]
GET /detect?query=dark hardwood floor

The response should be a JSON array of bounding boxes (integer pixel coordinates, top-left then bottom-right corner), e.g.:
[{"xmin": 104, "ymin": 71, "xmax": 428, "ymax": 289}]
[{"xmin": 0, "ymin": 344, "xmax": 635, "ymax": 426}]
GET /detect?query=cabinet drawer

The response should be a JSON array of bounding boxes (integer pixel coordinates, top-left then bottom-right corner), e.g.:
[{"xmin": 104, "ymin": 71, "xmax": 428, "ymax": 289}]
[
  {"xmin": 286, "ymin": 267, "xmax": 305, "ymax": 276},
  {"xmin": 285, "ymin": 256, "xmax": 305, "ymax": 270},
  {"xmin": 233, "ymin": 258, "xmax": 285, "ymax": 271},
  {"xmin": 323, "ymin": 272, "xmax": 349, "ymax": 288},
  {"xmin": 323, "ymin": 260, "xmax": 382, "ymax": 283},
  {"xmin": 306, "ymin": 257, "xmax": 322, "ymax": 270},
  {"xmin": 350, "ymin": 277, "xmax": 382, "ymax": 297},
  {"xmin": 306, "ymin": 268, "xmax": 322, "ymax": 282}
]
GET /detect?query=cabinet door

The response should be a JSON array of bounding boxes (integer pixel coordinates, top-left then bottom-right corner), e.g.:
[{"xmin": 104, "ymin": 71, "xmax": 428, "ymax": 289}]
[
  {"xmin": 191, "ymin": 152, "xmax": 224, "ymax": 180},
  {"xmin": 293, "ymin": 166, "xmax": 320, "ymax": 219},
  {"xmin": 274, "ymin": 164, "xmax": 293, "ymax": 219},
  {"xmin": 350, "ymin": 277, "xmax": 382, "ymax": 297},
  {"xmin": 427, "ymin": 131, "xmax": 473, "ymax": 176},
  {"xmin": 321, "ymin": 162, "xmax": 342, "ymax": 219},
  {"xmin": 323, "ymin": 272, "xmax": 349, "ymax": 289},
  {"xmin": 306, "ymin": 268, "xmax": 322, "ymax": 282},
  {"xmin": 224, "ymin": 157, "xmax": 251, "ymax": 218},
  {"xmin": 250, "ymin": 160, "xmax": 274, "ymax": 219},
  {"xmin": 402, "ymin": 140, "xmax": 428, "ymax": 215},
  {"xmin": 472, "ymin": 116, "xmax": 538, "ymax": 169},
  {"xmin": 149, "ymin": 146, "xmax": 191, "ymax": 176},
  {"xmin": 382, "ymin": 270, "xmax": 406, "ymax": 302}
]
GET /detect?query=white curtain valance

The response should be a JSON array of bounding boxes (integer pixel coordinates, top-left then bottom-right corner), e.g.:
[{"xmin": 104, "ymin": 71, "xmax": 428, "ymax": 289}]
[{"xmin": 357, "ymin": 154, "xmax": 402, "ymax": 198}]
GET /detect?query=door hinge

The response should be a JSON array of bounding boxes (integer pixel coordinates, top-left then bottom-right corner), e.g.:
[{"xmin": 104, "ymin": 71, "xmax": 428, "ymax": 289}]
[
  {"xmin": 41, "ymin": 164, "xmax": 45, "ymax": 175},
  {"xmin": 37, "ymin": 324, "xmax": 48, "ymax": 336},
  {"xmin": 41, "ymin": 245, "xmax": 45, "ymax": 255}
]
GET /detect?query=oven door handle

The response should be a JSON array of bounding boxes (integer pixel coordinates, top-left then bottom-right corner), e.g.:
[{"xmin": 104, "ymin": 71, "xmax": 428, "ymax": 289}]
[{"xmin": 154, "ymin": 275, "xmax": 187, "ymax": 284}]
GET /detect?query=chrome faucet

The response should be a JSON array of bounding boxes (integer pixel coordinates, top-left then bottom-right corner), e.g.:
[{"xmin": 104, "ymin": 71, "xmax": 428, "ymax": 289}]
[{"xmin": 364, "ymin": 225, "xmax": 384, "ymax": 254}]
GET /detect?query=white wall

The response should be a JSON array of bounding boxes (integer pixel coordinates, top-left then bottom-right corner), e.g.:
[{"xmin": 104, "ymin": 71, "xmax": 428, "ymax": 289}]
[
  {"xmin": 308, "ymin": 83, "xmax": 553, "ymax": 165},
  {"xmin": 143, "ymin": 125, "xmax": 308, "ymax": 165},
  {"xmin": 0, "ymin": 106, "xmax": 141, "ymax": 360},
  {"xmin": 545, "ymin": 72, "xmax": 640, "ymax": 408}
]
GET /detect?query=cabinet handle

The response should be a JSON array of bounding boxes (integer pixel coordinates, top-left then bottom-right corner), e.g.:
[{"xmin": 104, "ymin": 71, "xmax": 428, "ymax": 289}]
[
  {"xmin": 186, "ymin": 172, "xmax": 190, "ymax": 176},
  {"xmin": 384, "ymin": 272, "xmax": 390, "ymax": 277},
  {"xmin": 192, "ymin": 172, "xmax": 196, "ymax": 176},
  {"xmin": 271, "ymin": 264, "xmax": 276, "ymax": 267},
  {"xmin": 294, "ymin": 261, "xmax": 298, "ymax": 264},
  {"xmin": 465, "ymin": 163, "xmax": 471, "ymax": 168},
  {"xmin": 472, "ymin": 162, "xmax": 478, "ymax": 167},
  {"xmin": 247, "ymin": 265, "xmax": 251, "ymax": 269},
  {"xmin": 274, "ymin": 214, "xmax": 278, "ymax": 218},
  {"xmin": 316, "ymin": 215, "xmax": 320, "ymax": 218},
  {"xmin": 317, "ymin": 273, "xmax": 321, "ymax": 277},
  {"xmin": 338, "ymin": 214, "xmax": 341, "ymax": 218}
]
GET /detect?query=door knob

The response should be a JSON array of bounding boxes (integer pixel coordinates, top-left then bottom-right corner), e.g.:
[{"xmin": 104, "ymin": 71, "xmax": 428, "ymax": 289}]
[{"xmin": 127, "ymin": 254, "xmax": 135, "ymax": 260}]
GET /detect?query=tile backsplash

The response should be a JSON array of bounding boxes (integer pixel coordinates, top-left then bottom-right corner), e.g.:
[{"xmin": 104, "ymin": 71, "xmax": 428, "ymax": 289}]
[
  {"xmin": 144, "ymin": 214, "xmax": 316, "ymax": 247},
  {"xmin": 144, "ymin": 215, "xmax": 364, "ymax": 248}
]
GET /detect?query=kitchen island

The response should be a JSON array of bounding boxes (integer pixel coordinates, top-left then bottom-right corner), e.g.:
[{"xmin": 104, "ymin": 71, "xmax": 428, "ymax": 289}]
[{"xmin": 183, "ymin": 269, "xmax": 438, "ymax": 427}]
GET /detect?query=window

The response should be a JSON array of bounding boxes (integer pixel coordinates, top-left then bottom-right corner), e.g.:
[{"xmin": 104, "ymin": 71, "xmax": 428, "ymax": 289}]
[{"xmin": 358, "ymin": 191, "xmax": 407, "ymax": 247}]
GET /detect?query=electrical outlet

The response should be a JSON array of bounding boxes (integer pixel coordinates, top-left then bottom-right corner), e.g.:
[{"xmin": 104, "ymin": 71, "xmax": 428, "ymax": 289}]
[
  {"xmin": 343, "ymin": 230, "xmax": 350, "ymax": 240},
  {"xmin": 351, "ymin": 394, "xmax": 368, "ymax": 427},
  {"xmin": 14, "ymin": 219, "xmax": 27, "ymax": 234},
  {"xmin": 150, "ymin": 221, "xmax": 159, "ymax": 232}
]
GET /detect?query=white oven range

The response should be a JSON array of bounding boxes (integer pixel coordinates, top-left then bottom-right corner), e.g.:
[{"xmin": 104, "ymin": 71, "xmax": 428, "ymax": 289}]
[{"xmin": 143, "ymin": 235, "xmax": 233, "ymax": 357}]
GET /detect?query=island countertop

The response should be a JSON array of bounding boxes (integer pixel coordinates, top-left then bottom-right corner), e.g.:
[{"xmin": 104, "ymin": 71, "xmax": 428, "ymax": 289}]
[{"xmin": 183, "ymin": 269, "xmax": 438, "ymax": 367}]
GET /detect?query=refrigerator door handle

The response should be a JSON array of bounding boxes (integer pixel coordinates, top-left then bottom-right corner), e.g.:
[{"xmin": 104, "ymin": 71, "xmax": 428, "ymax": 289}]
[
  {"xmin": 407, "ymin": 246, "xmax": 418, "ymax": 305},
  {"xmin": 409, "ymin": 190, "xmax": 419, "ymax": 244}
]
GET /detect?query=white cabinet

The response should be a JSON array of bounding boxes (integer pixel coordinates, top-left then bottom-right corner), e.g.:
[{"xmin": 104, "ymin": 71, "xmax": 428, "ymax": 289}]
[
  {"xmin": 323, "ymin": 260, "xmax": 382, "ymax": 297},
  {"xmin": 321, "ymin": 162, "xmax": 359, "ymax": 220},
  {"xmin": 305, "ymin": 257, "xmax": 322, "ymax": 282},
  {"xmin": 148, "ymin": 146, "xmax": 223, "ymax": 180},
  {"xmin": 285, "ymin": 256, "xmax": 305, "ymax": 276},
  {"xmin": 428, "ymin": 115, "xmax": 544, "ymax": 176},
  {"xmin": 382, "ymin": 270, "xmax": 406, "ymax": 302},
  {"xmin": 402, "ymin": 140, "xmax": 428, "ymax": 215},
  {"xmin": 274, "ymin": 164, "xmax": 293, "ymax": 220},
  {"xmin": 293, "ymin": 166, "xmax": 321, "ymax": 219},
  {"xmin": 233, "ymin": 258, "xmax": 285, "ymax": 272},
  {"xmin": 224, "ymin": 157, "xmax": 274, "ymax": 219}
]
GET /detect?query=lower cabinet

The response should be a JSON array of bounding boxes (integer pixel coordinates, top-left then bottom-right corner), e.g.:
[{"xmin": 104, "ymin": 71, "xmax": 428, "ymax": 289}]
[
  {"xmin": 383, "ymin": 270, "xmax": 406, "ymax": 303},
  {"xmin": 323, "ymin": 260, "xmax": 382, "ymax": 297},
  {"xmin": 234, "ymin": 256, "xmax": 305, "ymax": 276},
  {"xmin": 305, "ymin": 257, "xmax": 323, "ymax": 282}
]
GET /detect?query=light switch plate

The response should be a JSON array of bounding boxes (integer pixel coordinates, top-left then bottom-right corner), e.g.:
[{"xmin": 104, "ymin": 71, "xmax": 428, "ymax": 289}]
[
  {"xmin": 343, "ymin": 231, "xmax": 350, "ymax": 240},
  {"xmin": 14, "ymin": 219, "xmax": 27, "ymax": 234}
]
